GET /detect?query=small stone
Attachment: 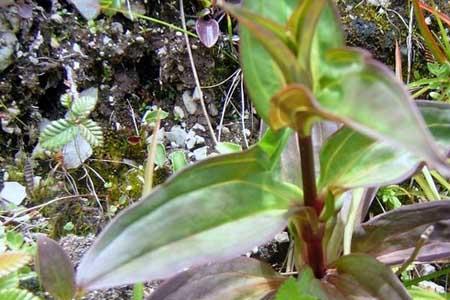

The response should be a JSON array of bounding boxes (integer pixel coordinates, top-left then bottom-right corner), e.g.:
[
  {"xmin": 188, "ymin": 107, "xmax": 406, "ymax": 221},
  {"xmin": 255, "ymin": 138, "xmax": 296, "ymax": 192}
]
[
  {"xmin": 173, "ymin": 106, "xmax": 185, "ymax": 120},
  {"xmin": 0, "ymin": 31, "xmax": 17, "ymax": 73},
  {"xmin": 182, "ymin": 90, "xmax": 198, "ymax": 114},
  {"xmin": 0, "ymin": 182, "xmax": 26, "ymax": 206},
  {"xmin": 192, "ymin": 123, "xmax": 206, "ymax": 132},
  {"xmin": 221, "ymin": 126, "xmax": 230, "ymax": 135},
  {"xmin": 166, "ymin": 126, "xmax": 188, "ymax": 147},
  {"xmin": 135, "ymin": 36, "xmax": 145, "ymax": 43},
  {"xmin": 208, "ymin": 102, "xmax": 218, "ymax": 116},
  {"xmin": 193, "ymin": 146, "xmax": 208, "ymax": 161},
  {"xmin": 111, "ymin": 22, "xmax": 124, "ymax": 35},
  {"xmin": 63, "ymin": 134, "xmax": 93, "ymax": 169},
  {"xmin": 274, "ymin": 232, "xmax": 289, "ymax": 243}
]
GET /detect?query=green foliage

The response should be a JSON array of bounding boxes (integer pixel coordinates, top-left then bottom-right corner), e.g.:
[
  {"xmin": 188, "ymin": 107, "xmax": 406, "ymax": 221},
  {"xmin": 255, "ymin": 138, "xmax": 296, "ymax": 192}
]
[
  {"xmin": 36, "ymin": 1, "xmax": 450, "ymax": 300},
  {"xmin": 0, "ymin": 227, "xmax": 39, "ymax": 299},
  {"xmin": 39, "ymin": 88, "xmax": 103, "ymax": 151}
]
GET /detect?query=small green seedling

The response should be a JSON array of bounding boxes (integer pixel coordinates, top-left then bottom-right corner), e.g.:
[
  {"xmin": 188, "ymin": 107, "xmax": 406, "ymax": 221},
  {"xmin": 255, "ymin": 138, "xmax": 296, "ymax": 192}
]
[{"xmin": 39, "ymin": 88, "xmax": 103, "ymax": 152}]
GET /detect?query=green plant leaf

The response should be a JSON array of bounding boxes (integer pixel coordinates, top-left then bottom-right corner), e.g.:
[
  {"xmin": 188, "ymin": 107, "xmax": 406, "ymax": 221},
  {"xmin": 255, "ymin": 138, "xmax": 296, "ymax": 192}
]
[
  {"xmin": 231, "ymin": 0, "xmax": 298, "ymax": 123},
  {"xmin": 78, "ymin": 119, "xmax": 104, "ymax": 147},
  {"xmin": 0, "ymin": 273, "xmax": 19, "ymax": 290},
  {"xmin": 155, "ymin": 144, "xmax": 167, "ymax": 168},
  {"xmin": 40, "ymin": 119, "xmax": 79, "ymax": 151},
  {"xmin": 70, "ymin": 87, "xmax": 98, "ymax": 119},
  {"xmin": 276, "ymin": 278, "xmax": 302, "ymax": 300},
  {"xmin": 169, "ymin": 150, "xmax": 188, "ymax": 173},
  {"xmin": 352, "ymin": 201, "xmax": 450, "ymax": 265},
  {"xmin": 275, "ymin": 277, "xmax": 318, "ymax": 300},
  {"xmin": 316, "ymin": 48, "xmax": 449, "ymax": 175},
  {"xmin": 325, "ymin": 254, "xmax": 411, "ymax": 300},
  {"xmin": 310, "ymin": 3, "xmax": 344, "ymax": 91},
  {"xmin": 407, "ymin": 286, "xmax": 448, "ymax": 300},
  {"xmin": 147, "ymin": 257, "xmax": 285, "ymax": 300},
  {"xmin": 0, "ymin": 288, "xmax": 41, "ymax": 300},
  {"xmin": 220, "ymin": 1, "xmax": 304, "ymax": 85},
  {"xmin": 318, "ymin": 101, "xmax": 450, "ymax": 193},
  {"xmin": 0, "ymin": 252, "xmax": 30, "ymax": 278},
  {"xmin": 36, "ymin": 235, "xmax": 75, "ymax": 300},
  {"xmin": 76, "ymin": 144, "xmax": 301, "ymax": 290},
  {"xmin": 215, "ymin": 142, "xmax": 242, "ymax": 154}
]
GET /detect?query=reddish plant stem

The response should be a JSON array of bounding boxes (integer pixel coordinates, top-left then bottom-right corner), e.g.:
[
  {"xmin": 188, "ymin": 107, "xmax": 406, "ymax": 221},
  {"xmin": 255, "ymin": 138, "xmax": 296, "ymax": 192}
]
[
  {"xmin": 298, "ymin": 135, "xmax": 322, "ymax": 213},
  {"xmin": 297, "ymin": 134, "xmax": 326, "ymax": 278}
]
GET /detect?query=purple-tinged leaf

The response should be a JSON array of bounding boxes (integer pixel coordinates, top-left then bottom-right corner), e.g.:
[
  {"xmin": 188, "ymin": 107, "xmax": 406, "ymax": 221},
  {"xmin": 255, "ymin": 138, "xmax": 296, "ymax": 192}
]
[
  {"xmin": 76, "ymin": 143, "xmax": 301, "ymax": 291},
  {"xmin": 36, "ymin": 235, "xmax": 76, "ymax": 300},
  {"xmin": 147, "ymin": 257, "xmax": 284, "ymax": 300},
  {"xmin": 317, "ymin": 48, "xmax": 449, "ymax": 176},
  {"xmin": 68, "ymin": 0, "xmax": 100, "ymax": 20},
  {"xmin": 220, "ymin": 1, "xmax": 303, "ymax": 84},
  {"xmin": 325, "ymin": 254, "xmax": 411, "ymax": 300},
  {"xmin": 195, "ymin": 18, "xmax": 220, "ymax": 48},
  {"xmin": 352, "ymin": 201, "xmax": 450, "ymax": 265},
  {"xmin": 318, "ymin": 96, "xmax": 450, "ymax": 195},
  {"xmin": 220, "ymin": 0, "xmax": 302, "ymax": 123}
]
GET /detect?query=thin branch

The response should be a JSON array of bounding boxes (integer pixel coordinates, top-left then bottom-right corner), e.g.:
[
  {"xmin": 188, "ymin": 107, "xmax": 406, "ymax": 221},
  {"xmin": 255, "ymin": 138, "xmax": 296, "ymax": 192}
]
[{"xmin": 179, "ymin": 0, "xmax": 218, "ymax": 145}]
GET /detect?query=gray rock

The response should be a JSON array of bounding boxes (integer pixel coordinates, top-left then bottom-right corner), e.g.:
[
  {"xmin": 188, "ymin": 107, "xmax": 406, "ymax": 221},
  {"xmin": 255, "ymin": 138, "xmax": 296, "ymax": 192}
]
[
  {"xmin": 208, "ymin": 102, "xmax": 218, "ymax": 117},
  {"xmin": 193, "ymin": 146, "xmax": 208, "ymax": 161},
  {"xmin": 166, "ymin": 126, "xmax": 188, "ymax": 147},
  {"xmin": 182, "ymin": 90, "xmax": 198, "ymax": 114},
  {"xmin": 62, "ymin": 134, "xmax": 93, "ymax": 169},
  {"xmin": 0, "ymin": 31, "xmax": 17, "ymax": 73}
]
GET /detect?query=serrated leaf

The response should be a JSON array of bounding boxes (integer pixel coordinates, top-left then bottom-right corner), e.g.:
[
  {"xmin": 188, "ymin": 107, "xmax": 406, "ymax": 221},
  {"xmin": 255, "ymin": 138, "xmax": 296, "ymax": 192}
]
[
  {"xmin": 78, "ymin": 119, "xmax": 103, "ymax": 147},
  {"xmin": 76, "ymin": 142, "xmax": 301, "ymax": 290},
  {"xmin": 318, "ymin": 101, "xmax": 450, "ymax": 193},
  {"xmin": 147, "ymin": 257, "xmax": 284, "ymax": 300},
  {"xmin": 40, "ymin": 119, "xmax": 79, "ymax": 151},
  {"xmin": 0, "ymin": 252, "xmax": 30, "ymax": 277},
  {"xmin": 70, "ymin": 88, "xmax": 98, "ymax": 119},
  {"xmin": 36, "ymin": 235, "xmax": 75, "ymax": 300},
  {"xmin": 0, "ymin": 288, "xmax": 41, "ymax": 300}
]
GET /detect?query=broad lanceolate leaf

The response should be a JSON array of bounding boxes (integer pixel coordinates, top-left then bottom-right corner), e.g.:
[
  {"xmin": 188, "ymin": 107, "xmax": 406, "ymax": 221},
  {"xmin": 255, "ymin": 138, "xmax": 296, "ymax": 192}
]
[
  {"xmin": 352, "ymin": 201, "xmax": 450, "ymax": 265},
  {"xmin": 318, "ymin": 100, "xmax": 450, "ymax": 193},
  {"xmin": 78, "ymin": 119, "xmax": 104, "ymax": 147},
  {"xmin": 148, "ymin": 257, "xmax": 284, "ymax": 300},
  {"xmin": 325, "ymin": 254, "xmax": 411, "ymax": 300},
  {"xmin": 0, "ymin": 252, "xmax": 30, "ymax": 277},
  {"xmin": 40, "ymin": 119, "xmax": 79, "ymax": 151},
  {"xmin": 316, "ymin": 48, "xmax": 449, "ymax": 175},
  {"xmin": 233, "ymin": 0, "xmax": 298, "ymax": 123},
  {"xmin": 0, "ymin": 288, "xmax": 41, "ymax": 300},
  {"xmin": 76, "ymin": 142, "xmax": 301, "ymax": 290},
  {"xmin": 221, "ymin": 2, "xmax": 304, "ymax": 85},
  {"xmin": 70, "ymin": 87, "xmax": 98, "ymax": 119},
  {"xmin": 36, "ymin": 235, "xmax": 75, "ymax": 300}
]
